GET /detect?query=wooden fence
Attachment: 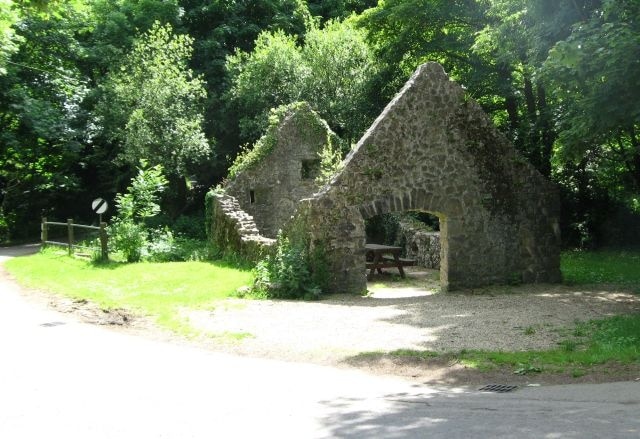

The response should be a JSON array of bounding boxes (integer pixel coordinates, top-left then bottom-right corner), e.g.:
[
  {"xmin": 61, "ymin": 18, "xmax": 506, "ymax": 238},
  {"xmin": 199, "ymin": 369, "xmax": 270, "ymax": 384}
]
[{"xmin": 41, "ymin": 217, "xmax": 108, "ymax": 260}]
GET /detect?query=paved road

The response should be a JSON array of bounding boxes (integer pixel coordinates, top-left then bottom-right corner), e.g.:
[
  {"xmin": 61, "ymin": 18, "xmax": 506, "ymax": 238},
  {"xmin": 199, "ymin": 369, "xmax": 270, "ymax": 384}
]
[{"xmin": 1, "ymin": 246, "xmax": 639, "ymax": 438}]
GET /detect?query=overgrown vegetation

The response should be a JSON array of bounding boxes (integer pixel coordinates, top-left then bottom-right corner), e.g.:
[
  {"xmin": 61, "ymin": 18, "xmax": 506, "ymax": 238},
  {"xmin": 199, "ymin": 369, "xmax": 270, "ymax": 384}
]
[
  {"xmin": 252, "ymin": 232, "xmax": 326, "ymax": 300},
  {"xmin": 227, "ymin": 101, "xmax": 343, "ymax": 181},
  {"xmin": 4, "ymin": 247, "xmax": 254, "ymax": 335}
]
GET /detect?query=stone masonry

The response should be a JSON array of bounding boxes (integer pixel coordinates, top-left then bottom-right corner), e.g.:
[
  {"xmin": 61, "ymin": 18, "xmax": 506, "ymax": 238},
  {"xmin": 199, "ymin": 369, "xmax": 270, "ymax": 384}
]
[
  {"xmin": 224, "ymin": 102, "xmax": 339, "ymax": 238},
  {"xmin": 291, "ymin": 62, "xmax": 562, "ymax": 293},
  {"xmin": 208, "ymin": 193, "xmax": 275, "ymax": 262},
  {"xmin": 396, "ymin": 218, "xmax": 441, "ymax": 269}
]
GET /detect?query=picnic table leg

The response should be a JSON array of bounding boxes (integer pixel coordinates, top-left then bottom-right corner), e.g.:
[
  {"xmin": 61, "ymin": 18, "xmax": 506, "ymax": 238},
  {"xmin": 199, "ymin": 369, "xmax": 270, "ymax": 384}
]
[
  {"xmin": 368, "ymin": 253, "xmax": 382, "ymax": 280},
  {"xmin": 393, "ymin": 252, "xmax": 406, "ymax": 278}
]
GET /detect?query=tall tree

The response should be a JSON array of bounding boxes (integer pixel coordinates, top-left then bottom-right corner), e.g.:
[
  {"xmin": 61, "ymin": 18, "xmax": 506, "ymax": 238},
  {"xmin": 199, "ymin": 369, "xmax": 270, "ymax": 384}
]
[
  {"xmin": 225, "ymin": 18, "xmax": 376, "ymax": 148},
  {"xmin": 96, "ymin": 22, "xmax": 212, "ymax": 215},
  {"xmin": 0, "ymin": 1, "xmax": 89, "ymax": 241}
]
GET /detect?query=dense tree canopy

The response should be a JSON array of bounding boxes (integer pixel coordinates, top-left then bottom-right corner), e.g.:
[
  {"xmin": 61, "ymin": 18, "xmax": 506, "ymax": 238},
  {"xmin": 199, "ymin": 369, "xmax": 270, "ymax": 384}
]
[{"xmin": 1, "ymin": 0, "xmax": 638, "ymax": 247}]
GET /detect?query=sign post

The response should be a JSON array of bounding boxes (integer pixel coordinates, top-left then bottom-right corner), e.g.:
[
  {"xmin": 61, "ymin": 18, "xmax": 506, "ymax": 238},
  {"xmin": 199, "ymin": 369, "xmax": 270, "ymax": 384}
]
[
  {"xmin": 91, "ymin": 198, "xmax": 108, "ymax": 223},
  {"xmin": 92, "ymin": 198, "xmax": 109, "ymax": 261}
]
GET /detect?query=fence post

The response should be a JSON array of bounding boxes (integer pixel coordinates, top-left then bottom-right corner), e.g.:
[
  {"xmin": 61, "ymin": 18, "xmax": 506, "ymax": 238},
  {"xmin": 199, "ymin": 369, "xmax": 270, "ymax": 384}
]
[
  {"xmin": 41, "ymin": 217, "xmax": 48, "ymax": 246},
  {"xmin": 99, "ymin": 222, "xmax": 108, "ymax": 261},
  {"xmin": 67, "ymin": 218, "xmax": 74, "ymax": 256}
]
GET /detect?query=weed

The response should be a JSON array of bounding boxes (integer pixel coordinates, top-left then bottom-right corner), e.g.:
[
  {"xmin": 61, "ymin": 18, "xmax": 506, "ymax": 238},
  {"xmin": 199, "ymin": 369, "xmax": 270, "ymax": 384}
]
[
  {"xmin": 558, "ymin": 339, "xmax": 578, "ymax": 352},
  {"xmin": 514, "ymin": 363, "xmax": 542, "ymax": 375},
  {"xmin": 524, "ymin": 326, "xmax": 536, "ymax": 335}
]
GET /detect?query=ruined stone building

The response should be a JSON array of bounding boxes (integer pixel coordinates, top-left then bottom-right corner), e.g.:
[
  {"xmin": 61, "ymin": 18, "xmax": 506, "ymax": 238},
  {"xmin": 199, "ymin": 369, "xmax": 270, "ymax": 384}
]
[{"xmin": 209, "ymin": 63, "xmax": 562, "ymax": 292}]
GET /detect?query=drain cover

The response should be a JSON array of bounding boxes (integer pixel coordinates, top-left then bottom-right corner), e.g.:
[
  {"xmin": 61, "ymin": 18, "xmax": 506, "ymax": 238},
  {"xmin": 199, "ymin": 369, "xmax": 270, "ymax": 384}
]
[
  {"xmin": 478, "ymin": 384, "xmax": 518, "ymax": 393},
  {"xmin": 40, "ymin": 321, "xmax": 66, "ymax": 327}
]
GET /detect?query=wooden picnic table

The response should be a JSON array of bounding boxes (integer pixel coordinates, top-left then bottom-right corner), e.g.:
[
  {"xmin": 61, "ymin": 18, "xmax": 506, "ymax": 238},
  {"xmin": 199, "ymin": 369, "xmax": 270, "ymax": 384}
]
[{"xmin": 365, "ymin": 243, "xmax": 415, "ymax": 280}]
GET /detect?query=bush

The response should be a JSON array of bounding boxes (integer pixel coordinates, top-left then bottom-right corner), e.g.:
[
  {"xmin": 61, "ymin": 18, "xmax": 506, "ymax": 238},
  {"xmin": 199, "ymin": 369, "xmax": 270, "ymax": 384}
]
[
  {"xmin": 109, "ymin": 219, "xmax": 147, "ymax": 262},
  {"xmin": 253, "ymin": 233, "xmax": 321, "ymax": 300},
  {"xmin": 173, "ymin": 214, "xmax": 206, "ymax": 240}
]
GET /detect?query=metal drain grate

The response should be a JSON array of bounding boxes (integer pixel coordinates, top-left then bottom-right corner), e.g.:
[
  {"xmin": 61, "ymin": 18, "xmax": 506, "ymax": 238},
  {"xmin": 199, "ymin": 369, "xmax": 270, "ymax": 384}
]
[
  {"xmin": 40, "ymin": 321, "xmax": 66, "ymax": 327},
  {"xmin": 478, "ymin": 384, "xmax": 518, "ymax": 393}
]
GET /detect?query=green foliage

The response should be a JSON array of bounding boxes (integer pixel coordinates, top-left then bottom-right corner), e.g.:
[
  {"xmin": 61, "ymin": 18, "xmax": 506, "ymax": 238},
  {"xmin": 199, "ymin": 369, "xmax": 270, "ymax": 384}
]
[
  {"xmin": 543, "ymin": 0, "xmax": 640, "ymax": 200},
  {"xmin": 227, "ymin": 102, "xmax": 341, "ymax": 182},
  {"xmin": 225, "ymin": 18, "xmax": 376, "ymax": 145},
  {"xmin": 316, "ymin": 135, "xmax": 344, "ymax": 184},
  {"xmin": 225, "ymin": 31, "xmax": 307, "ymax": 142},
  {"xmin": 109, "ymin": 219, "xmax": 147, "ymax": 263},
  {"xmin": 114, "ymin": 161, "xmax": 168, "ymax": 221},
  {"xmin": 0, "ymin": 0, "xmax": 20, "ymax": 74},
  {"xmin": 253, "ymin": 232, "xmax": 322, "ymax": 300},
  {"xmin": 301, "ymin": 19, "xmax": 377, "ymax": 142},
  {"xmin": 109, "ymin": 161, "xmax": 167, "ymax": 262},
  {"xmin": 97, "ymin": 21, "xmax": 212, "ymax": 177},
  {"xmin": 172, "ymin": 214, "xmax": 206, "ymax": 240}
]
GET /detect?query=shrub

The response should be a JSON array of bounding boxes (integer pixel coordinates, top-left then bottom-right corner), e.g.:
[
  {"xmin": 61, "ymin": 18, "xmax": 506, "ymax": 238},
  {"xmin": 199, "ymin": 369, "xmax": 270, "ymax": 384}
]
[
  {"xmin": 109, "ymin": 219, "xmax": 147, "ymax": 262},
  {"xmin": 253, "ymin": 233, "xmax": 321, "ymax": 300},
  {"xmin": 173, "ymin": 214, "xmax": 206, "ymax": 240},
  {"xmin": 109, "ymin": 161, "xmax": 168, "ymax": 262}
]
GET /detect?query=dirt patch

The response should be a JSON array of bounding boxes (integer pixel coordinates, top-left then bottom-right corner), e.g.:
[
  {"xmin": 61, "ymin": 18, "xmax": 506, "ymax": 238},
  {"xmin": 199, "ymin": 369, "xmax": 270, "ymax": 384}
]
[{"xmin": 46, "ymin": 296, "xmax": 135, "ymax": 327}]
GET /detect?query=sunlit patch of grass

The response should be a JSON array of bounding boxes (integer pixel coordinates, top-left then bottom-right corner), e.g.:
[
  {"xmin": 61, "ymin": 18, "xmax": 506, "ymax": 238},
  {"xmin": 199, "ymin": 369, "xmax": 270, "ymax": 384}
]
[{"xmin": 5, "ymin": 248, "xmax": 254, "ymax": 335}]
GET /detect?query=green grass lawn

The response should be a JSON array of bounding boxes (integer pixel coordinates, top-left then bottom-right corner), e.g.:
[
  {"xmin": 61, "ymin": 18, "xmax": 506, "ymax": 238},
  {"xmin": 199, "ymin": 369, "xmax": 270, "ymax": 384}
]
[
  {"xmin": 561, "ymin": 249, "xmax": 640, "ymax": 288},
  {"xmin": 5, "ymin": 248, "xmax": 254, "ymax": 334}
]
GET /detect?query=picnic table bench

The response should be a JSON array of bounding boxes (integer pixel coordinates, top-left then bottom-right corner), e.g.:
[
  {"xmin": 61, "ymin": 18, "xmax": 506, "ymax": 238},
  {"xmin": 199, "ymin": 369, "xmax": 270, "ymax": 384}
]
[{"xmin": 365, "ymin": 243, "xmax": 415, "ymax": 280}]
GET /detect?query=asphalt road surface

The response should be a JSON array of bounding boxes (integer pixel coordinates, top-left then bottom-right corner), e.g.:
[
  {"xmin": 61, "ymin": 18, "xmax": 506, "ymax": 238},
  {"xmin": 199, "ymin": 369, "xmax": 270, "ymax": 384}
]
[{"xmin": 1, "ymin": 245, "xmax": 638, "ymax": 438}]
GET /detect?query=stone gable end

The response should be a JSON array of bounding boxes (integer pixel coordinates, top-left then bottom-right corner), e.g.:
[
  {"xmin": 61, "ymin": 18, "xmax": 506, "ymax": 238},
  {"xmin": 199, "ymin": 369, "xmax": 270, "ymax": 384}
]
[
  {"xmin": 292, "ymin": 62, "xmax": 562, "ymax": 293},
  {"xmin": 224, "ymin": 102, "xmax": 338, "ymax": 239}
]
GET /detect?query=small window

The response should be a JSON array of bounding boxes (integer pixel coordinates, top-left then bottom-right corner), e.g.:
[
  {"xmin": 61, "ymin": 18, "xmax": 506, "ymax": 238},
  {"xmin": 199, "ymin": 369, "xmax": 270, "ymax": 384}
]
[
  {"xmin": 301, "ymin": 159, "xmax": 321, "ymax": 180},
  {"xmin": 249, "ymin": 189, "xmax": 256, "ymax": 204}
]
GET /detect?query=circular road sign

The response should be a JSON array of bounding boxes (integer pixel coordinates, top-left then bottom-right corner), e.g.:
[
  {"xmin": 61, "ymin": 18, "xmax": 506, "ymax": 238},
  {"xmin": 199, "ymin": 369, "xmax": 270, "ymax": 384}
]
[{"xmin": 92, "ymin": 198, "xmax": 108, "ymax": 215}]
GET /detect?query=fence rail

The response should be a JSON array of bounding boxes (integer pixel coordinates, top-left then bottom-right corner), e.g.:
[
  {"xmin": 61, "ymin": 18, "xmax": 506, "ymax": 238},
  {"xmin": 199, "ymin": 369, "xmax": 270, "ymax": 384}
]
[{"xmin": 41, "ymin": 217, "xmax": 108, "ymax": 260}]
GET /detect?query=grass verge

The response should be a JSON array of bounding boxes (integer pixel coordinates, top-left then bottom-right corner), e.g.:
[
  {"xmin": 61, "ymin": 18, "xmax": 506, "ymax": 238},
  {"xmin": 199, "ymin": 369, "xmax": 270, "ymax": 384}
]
[
  {"xmin": 363, "ymin": 313, "xmax": 640, "ymax": 377},
  {"xmin": 5, "ymin": 248, "xmax": 254, "ymax": 335},
  {"xmin": 561, "ymin": 249, "xmax": 640, "ymax": 289}
]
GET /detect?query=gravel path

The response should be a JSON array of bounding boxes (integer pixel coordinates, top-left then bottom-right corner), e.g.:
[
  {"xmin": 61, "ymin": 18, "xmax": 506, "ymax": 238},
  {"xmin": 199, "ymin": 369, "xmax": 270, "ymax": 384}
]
[{"xmin": 187, "ymin": 270, "xmax": 640, "ymax": 367}]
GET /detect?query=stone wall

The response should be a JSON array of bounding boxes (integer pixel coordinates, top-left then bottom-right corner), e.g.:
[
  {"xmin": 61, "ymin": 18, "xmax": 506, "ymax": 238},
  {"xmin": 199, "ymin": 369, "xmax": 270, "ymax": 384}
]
[
  {"xmin": 208, "ymin": 193, "xmax": 275, "ymax": 262},
  {"xmin": 291, "ymin": 62, "xmax": 562, "ymax": 293},
  {"xmin": 396, "ymin": 218, "xmax": 440, "ymax": 269},
  {"xmin": 225, "ymin": 102, "xmax": 339, "ymax": 238}
]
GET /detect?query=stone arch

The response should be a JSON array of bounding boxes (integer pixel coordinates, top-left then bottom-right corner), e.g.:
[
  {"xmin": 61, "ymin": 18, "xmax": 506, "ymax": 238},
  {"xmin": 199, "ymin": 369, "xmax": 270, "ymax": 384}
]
[{"xmin": 291, "ymin": 62, "xmax": 561, "ymax": 293}]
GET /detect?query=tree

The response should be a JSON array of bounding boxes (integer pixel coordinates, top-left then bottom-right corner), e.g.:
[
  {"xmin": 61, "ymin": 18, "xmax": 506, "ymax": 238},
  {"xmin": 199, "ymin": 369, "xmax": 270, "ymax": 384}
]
[
  {"xmin": 0, "ymin": 2, "xmax": 89, "ymax": 241},
  {"xmin": 97, "ymin": 22, "xmax": 211, "ymax": 178},
  {"xmin": 180, "ymin": 0, "xmax": 312, "ymax": 179},
  {"xmin": 0, "ymin": 0, "xmax": 20, "ymax": 74},
  {"xmin": 81, "ymin": 0, "xmax": 183, "ymax": 80},
  {"xmin": 225, "ymin": 30, "xmax": 307, "ymax": 144},
  {"xmin": 225, "ymin": 19, "xmax": 376, "ymax": 147},
  {"xmin": 301, "ymin": 19, "xmax": 377, "ymax": 143},
  {"xmin": 357, "ymin": 0, "xmax": 489, "ymax": 108},
  {"xmin": 543, "ymin": 0, "xmax": 640, "ymax": 195},
  {"xmin": 95, "ymin": 22, "xmax": 212, "ymax": 216}
]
